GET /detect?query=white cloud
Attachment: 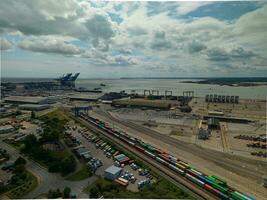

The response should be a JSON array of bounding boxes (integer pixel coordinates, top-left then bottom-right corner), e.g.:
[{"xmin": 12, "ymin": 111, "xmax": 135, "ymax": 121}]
[
  {"xmin": 176, "ymin": 2, "xmax": 213, "ymax": 15},
  {"xmin": 18, "ymin": 37, "xmax": 83, "ymax": 55},
  {"xmin": 1, "ymin": 38, "xmax": 13, "ymax": 51}
]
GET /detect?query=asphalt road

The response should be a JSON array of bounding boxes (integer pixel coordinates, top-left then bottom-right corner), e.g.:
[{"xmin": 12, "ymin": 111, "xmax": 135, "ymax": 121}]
[{"xmin": 0, "ymin": 139, "xmax": 97, "ymax": 199}]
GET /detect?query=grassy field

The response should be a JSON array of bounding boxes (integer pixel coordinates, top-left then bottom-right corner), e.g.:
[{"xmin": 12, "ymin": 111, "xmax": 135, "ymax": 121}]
[
  {"xmin": 65, "ymin": 165, "xmax": 93, "ymax": 181},
  {"xmin": 83, "ymin": 177, "xmax": 191, "ymax": 199},
  {"xmin": 5, "ymin": 170, "xmax": 38, "ymax": 199}
]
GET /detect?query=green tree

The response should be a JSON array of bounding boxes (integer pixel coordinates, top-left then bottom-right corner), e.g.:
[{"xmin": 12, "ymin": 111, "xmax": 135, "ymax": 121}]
[
  {"xmin": 61, "ymin": 156, "xmax": 76, "ymax": 175},
  {"xmin": 23, "ymin": 134, "xmax": 38, "ymax": 152},
  {"xmin": 31, "ymin": 111, "xmax": 36, "ymax": 119},
  {"xmin": 90, "ymin": 186, "xmax": 99, "ymax": 198},
  {"xmin": 47, "ymin": 188, "xmax": 62, "ymax": 199},
  {"xmin": 63, "ymin": 187, "xmax": 71, "ymax": 198},
  {"xmin": 14, "ymin": 156, "xmax": 26, "ymax": 166}
]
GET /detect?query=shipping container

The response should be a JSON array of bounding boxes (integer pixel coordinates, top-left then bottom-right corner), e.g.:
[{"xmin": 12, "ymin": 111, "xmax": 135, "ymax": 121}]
[
  {"xmin": 190, "ymin": 168, "xmax": 202, "ymax": 176},
  {"xmin": 168, "ymin": 164, "xmax": 184, "ymax": 175},
  {"xmin": 204, "ymin": 177, "xmax": 228, "ymax": 194},
  {"xmin": 156, "ymin": 156, "xmax": 168, "ymax": 165},
  {"xmin": 233, "ymin": 191, "xmax": 253, "ymax": 200},
  {"xmin": 158, "ymin": 154, "xmax": 170, "ymax": 163},
  {"xmin": 144, "ymin": 150, "xmax": 156, "ymax": 159},
  {"xmin": 135, "ymin": 146, "xmax": 145, "ymax": 153},
  {"xmin": 176, "ymin": 163, "xmax": 186, "ymax": 171},
  {"xmin": 230, "ymin": 191, "xmax": 247, "ymax": 200},
  {"xmin": 204, "ymin": 184, "xmax": 228, "ymax": 200},
  {"xmin": 185, "ymin": 173, "xmax": 205, "ymax": 187},
  {"xmin": 178, "ymin": 161, "xmax": 189, "ymax": 168}
]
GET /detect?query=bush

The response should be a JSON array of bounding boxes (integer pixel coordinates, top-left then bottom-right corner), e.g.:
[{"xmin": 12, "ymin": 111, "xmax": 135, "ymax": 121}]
[
  {"xmin": 15, "ymin": 157, "xmax": 26, "ymax": 166},
  {"xmin": 63, "ymin": 187, "xmax": 71, "ymax": 198},
  {"xmin": 47, "ymin": 188, "xmax": 62, "ymax": 199}
]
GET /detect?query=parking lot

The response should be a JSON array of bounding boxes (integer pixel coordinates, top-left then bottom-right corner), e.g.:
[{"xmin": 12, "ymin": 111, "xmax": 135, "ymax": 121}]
[{"xmin": 65, "ymin": 121, "xmax": 154, "ymax": 192}]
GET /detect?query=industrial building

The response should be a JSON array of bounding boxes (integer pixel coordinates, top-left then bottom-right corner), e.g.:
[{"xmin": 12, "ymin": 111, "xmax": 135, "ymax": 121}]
[
  {"xmin": 104, "ymin": 165, "xmax": 122, "ymax": 181},
  {"xmin": 4, "ymin": 96, "xmax": 56, "ymax": 105},
  {"xmin": 69, "ymin": 94, "xmax": 103, "ymax": 102},
  {"xmin": 205, "ymin": 94, "xmax": 239, "ymax": 104},
  {"xmin": 18, "ymin": 104, "xmax": 51, "ymax": 111},
  {"xmin": 114, "ymin": 154, "xmax": 130, "ymax": 164},
  {"xmin": 0, "ymin": 125, "xmax": 15, "ymax": 134},
  {"xmin": 207, "ymin": 118, "xmax": 220, "ymax": 129}
]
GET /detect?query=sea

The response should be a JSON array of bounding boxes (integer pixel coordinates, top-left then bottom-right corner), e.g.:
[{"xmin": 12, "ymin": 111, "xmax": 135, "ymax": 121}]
[{"xmin": 1, "ymin": 78, "xmax": 267, "ymax": 100}]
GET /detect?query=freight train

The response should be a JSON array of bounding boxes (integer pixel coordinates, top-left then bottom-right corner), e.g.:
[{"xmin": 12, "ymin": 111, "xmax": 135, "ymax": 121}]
[{"xmin": 79, "ymin": 113, "xmax": 255, "ymax": 200}]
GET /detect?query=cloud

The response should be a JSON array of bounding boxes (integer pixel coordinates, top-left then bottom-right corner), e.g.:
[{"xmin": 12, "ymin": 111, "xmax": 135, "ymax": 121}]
[
  {"xmin": 1, "ymin": 38, "xmax": 13, "ymax": 51},
  {"xmin": 188, "ymin": 41, "xmax": 207, "ymax": 54},
  {"xmin": 176, "ymin": 2, "xmax": 213, "ymax": 15},
  {"xmin": 150, "ymin": 31, "xmax": 173, "ymax": 50},
  {"xmin": 85, "ymin": 14, "xmax": 115, "ymax": 48},
  {"xmin": 18, "ymin": 37, "xmax": 83, "ymax": 55},
  {"xmin": 206, "ymin": 46, "xmax": 256, "ymax": 61}
]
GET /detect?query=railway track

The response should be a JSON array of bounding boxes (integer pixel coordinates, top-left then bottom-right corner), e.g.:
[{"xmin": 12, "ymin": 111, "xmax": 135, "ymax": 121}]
[
  {"xmin": 220, "ymin": 123, "xmax": 230, "ymax": 153},
  {"xmin": 72, "ymin": 114, "xmax": 218, "ymax": 200},
  {"xmin": 95, "ymin": 109, "xmax": 266, "ymax": 182}
]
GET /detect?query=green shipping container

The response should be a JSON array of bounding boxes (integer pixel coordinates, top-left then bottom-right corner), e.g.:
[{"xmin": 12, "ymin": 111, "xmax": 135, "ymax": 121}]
[
  {"xmin": 206, "ymin": 176, "xmax": 228, "ymax": 194},
  {"xmin": 230, "ymin": 192, "xmax": 246, "ymax": 200}
]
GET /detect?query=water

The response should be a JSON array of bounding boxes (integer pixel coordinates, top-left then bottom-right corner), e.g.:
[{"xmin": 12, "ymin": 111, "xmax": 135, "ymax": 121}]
[
  {"xmin": 2, "ymin": 78, "xmax": 267, "ymax": 100},
  {"xmin": 75, "ymin": 79, "xmax": 267, "ymax": 100}
]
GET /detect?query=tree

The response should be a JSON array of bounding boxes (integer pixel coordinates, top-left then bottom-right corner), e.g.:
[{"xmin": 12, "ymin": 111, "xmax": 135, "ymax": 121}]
[
  {"xmin": 23, "ymin": 134, "xmax": 38, "ymax": 152},
  {"xmin": 47, "ymin": 188, "xmax": 62, "ymax": 199},
  {"xmin": 90, "ymin": 186, "xmax": 99, "ymax": 198},
  {"xmin": 14, "ymin": 164, "xmax": 26, "ymax": 174},
  {"xmin": 14, "ymin": 157, "xmax": 26, "ymax": 166},
  {"xmin": 63, "ymin": 187, "xmax": 71, "ymax": 198},
  {"xmin": 31, "ymin": 111, "xmax": 36, "ymax": 119},
  {"xmin": 61, "ymin": 156, "xmax": 76, "ymax": 175}
]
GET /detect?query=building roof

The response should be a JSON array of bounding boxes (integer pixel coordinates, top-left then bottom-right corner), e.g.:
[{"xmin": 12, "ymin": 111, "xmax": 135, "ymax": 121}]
[
  {"xmin": 69, "ymin": 94, "xmax": 103, "ymax": 101},
  {"xmin": 4, "ymin": 96, "xmax": 54, "ymax": 104},
  {"xmin": 18, "ymin": 104, "xmax": 50, "ymax": 108},
  {"xmin": 105, "ymin": 165, "xmax": 122, "ymax": 175},
  {"xmin": 76, "ymin": 148, "xmax": 89, "ymax": 155}
]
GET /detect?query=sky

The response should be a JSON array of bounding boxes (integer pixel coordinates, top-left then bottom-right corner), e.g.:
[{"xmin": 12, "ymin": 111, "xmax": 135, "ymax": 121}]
[{"xmin": 0, "ymin": 0, "xmax": 267, "ymax": 78}]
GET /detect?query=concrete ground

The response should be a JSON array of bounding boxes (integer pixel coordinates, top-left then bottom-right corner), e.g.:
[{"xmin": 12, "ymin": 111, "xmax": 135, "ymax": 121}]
[{"xmin": 91, "ymin": 108, "xmax": 267, "ymax": 200}]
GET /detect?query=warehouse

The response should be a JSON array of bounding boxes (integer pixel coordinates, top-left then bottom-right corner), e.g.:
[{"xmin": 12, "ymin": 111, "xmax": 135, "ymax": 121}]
[
  {"xmin": 69, "ymin": 94, "xmax": 102, "ymax": 102},
  {"xmin": 4, "ymin": 96, "xmax": 56, "ymax": 105},
  {"xmin": 104, "ymin": 165, "xmax": 122, "ymax": 181},
  {"xmin": 18, "ymin": 104, "xmax": 51, "ymax": 111}
]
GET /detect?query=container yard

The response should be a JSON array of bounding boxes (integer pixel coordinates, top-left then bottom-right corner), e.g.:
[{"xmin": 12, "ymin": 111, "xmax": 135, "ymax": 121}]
[{"xmin": 77, "ymin": 112, "xmax": 258, "ymax": 200}]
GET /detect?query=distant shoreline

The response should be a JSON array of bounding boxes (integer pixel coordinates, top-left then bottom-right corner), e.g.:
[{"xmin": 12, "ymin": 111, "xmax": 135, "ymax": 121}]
[{"xmin": 180, "ymin": 79, "xmax": 267, "ymax": 87}]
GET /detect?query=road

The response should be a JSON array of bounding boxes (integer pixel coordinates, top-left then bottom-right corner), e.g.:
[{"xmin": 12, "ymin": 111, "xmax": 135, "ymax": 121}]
[
  {"xmin": 0, "ymin": 139, "xmax": 97, "ymax": 199},
  {"xmin": 93, "ymin": 108, "xmax": 267, "ymax": 200}
]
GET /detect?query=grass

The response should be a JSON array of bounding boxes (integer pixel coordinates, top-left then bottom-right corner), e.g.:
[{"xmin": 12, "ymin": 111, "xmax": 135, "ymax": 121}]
[
  {"xmin": 5, "ymin": 170, "xmax": 38, "ymax": 199},
  {"xmin": 42, "ymin": 108, "xmax": 71, "ymax": 121},
  {"xmin": 83, "ymin": 177, "xmax": 191, "ymax": 199},
  {"xmin": 65, "ymin": 165, "xmax": 93, "ymax": 181}
]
